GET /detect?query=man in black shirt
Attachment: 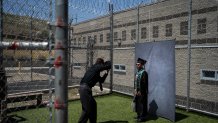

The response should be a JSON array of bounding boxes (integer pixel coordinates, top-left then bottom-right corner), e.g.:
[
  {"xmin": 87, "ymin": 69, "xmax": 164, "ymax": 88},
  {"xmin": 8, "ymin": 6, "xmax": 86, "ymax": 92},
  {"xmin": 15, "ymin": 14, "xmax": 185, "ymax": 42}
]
[{"xmin": 78, "ymin": 58, "xmax": 111, "ymax": 123}]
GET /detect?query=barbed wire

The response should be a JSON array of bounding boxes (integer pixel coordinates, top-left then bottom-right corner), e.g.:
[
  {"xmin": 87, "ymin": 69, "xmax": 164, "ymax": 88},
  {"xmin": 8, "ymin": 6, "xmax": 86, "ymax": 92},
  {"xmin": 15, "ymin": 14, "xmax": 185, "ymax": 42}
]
[{"xmin": 69, "ymin": 0, "xmax": 155, "ymax": 22}]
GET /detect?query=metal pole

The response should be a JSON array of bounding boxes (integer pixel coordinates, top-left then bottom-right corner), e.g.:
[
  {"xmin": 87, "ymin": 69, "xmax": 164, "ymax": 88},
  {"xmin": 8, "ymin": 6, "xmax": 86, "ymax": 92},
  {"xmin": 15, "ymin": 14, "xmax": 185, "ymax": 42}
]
[
  {"xmin": 0, "ymin": 41, "xmax": 48, "ymax": 50},
  {"xmin": 0, "ymin": 0, "xmax": 3, "ymax": 66},
  {"xmin": 54, "ymin": 0, "xmax": 68, "ymax": 123},
  {"xmin": 90, "ymin": 38, "xmax": 94, "ymax": 67},
  {"xmin": 48, "ymin": 0, "xmax": 53, "ymax": 123},
  {"xmin": 187, "ymin": 0, "xmax": 192, "ymax": 112},
  {"xmin": 137, "ymin": 4, "xmax": 139, "ymax": 43},
  {"xmin": 70, "ymin": 28, "xmax": 73, "ymax": 78},
  {"xmin": 30, "ymin": 9, "xmax": 33, "ymax": 82},
  {"xmin": 86, "ymin": 37, "xmax": 90, "ymax": 71},
  {"xmin": 68, "ymin": 19, "xmax": 73, "ymax": 79},
  {"xmin": 109, "ymin": 3, "xmax": 114, "ymax": 93},
  {"xmin": 149, "ymin": 0, "xmax": 152, "ymax": 41},
  {"xmin": 0, "ymin": 0, "xmax": 6, "ymax": 122}
]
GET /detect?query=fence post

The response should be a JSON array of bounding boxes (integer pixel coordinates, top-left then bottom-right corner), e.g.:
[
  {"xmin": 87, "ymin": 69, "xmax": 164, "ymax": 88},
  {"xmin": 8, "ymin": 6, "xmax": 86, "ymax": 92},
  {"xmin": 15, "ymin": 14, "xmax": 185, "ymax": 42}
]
[
  {"xmin": 68, "ymin": 18, "xmax": 73, "ymax": 79},
  {"xmin": 0, "ymin": 0, "xmax": 7, "ymax": 122},
  {"xmin": 187, "ymin": 0, "xmax": 192, "ymax": 112},
  {"xmin": 137, "ymin": 4, "xmax": 139, "ymax": 43},
  {"xmin": 48, "ymin": 0, "xmax": 54, "ymax": 123},
  {"xmin": 0, "ymin": 0, "xmax": 3, "ymax": 68},
  {"xmin": 30, "ymin": 7, "xmax": 34, "ymax": 82},
  {"xmin": 109, "ymin": 2, "xmax": 114, "ymax": 93},
  {"xmin": 54, "ymin": 0, "xmax": 68, "ymax": 123},
  {"xmin": 86, "ymin": 39, "xmax": 89, "ymax": 71}
]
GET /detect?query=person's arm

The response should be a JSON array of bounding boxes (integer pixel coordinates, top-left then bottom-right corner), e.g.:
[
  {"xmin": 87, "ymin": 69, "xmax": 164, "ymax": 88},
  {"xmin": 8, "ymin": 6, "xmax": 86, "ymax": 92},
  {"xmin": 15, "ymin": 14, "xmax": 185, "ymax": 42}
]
[
  {"xmin": 96, "ymin": 61, "xmax": 111, "ymax": 91},
  {"xmin": 99, "ymin": 82, "xmax": 103, "ymax": 91},
  {"xmin": 100, "ymin": 70, "xmax": 109, "ymax": 83},
  {"xmin": 134, "ymin": 73, "xmax": 137, "ymax": 95},
  {"xmin": 98, "ymin": 70, "xmax": 109, "ymax": 91},
  {"xmin": 98, "ymin": 61, "xmax": 111, "ymax": 71},
  {"xmin": 140, "ymin": 71, "xmax": 148, "ymax": 94}
]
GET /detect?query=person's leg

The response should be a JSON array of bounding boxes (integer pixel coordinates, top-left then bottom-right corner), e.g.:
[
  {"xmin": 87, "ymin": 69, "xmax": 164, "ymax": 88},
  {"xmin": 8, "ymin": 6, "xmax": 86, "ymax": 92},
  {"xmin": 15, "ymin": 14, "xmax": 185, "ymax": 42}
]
[
  {"xmin": 136, "ymin": 96, "xmax": 143, "ymax": 119},
  {"xmin": 89, "ymin": 97, "xmax": 97, "ymax": 123},
  {"xmin": 142, "ymin": 94, "xmax": 148, "ymax": 118},
  {"xmin": 78, "ymin": 85, "xmax": 92, "ymax": 123},
  {"xmin": 138, "ymin": 94, "xmax": 147, "ymax": 122}
]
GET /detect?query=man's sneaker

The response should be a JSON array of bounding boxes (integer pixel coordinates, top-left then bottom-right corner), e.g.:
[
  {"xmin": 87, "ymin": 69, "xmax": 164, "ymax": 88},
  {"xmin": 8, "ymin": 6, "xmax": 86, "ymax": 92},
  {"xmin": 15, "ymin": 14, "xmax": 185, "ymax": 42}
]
[
  {"xmin": 134, "ymin": 116, "xmax": 140, "ymax": 119},
  {"xmin": 137, "ymin": 118, "xmax": 146, "ymax": 122}
]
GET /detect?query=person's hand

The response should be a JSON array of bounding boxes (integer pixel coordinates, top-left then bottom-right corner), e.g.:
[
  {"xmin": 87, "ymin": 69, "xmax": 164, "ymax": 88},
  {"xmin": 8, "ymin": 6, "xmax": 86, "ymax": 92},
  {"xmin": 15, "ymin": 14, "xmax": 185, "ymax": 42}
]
[
  {"xmin": 133, "ymin": 89, "xmax": 137, "ymax": 95},
  {"xmin": 104, "ymin": 60, "xmax": 111, "ymax": 65},
  {"xmin": 106, "ymin": 69, "xmax": 109, "ymax": 75},
  {"xmin": 100, "ymin": 87, "xmax": 103, "ymax": 91},
  {"xmin": 104, "ymin": 61, "xmax": 112, "ymax": 69},
  {"xmin": 104, "ymin": 70, "xmax": 108, "ymax": 76},
  {"xmin": 137, "ymin": 91, "xmax": 141, "ymax": 96}
]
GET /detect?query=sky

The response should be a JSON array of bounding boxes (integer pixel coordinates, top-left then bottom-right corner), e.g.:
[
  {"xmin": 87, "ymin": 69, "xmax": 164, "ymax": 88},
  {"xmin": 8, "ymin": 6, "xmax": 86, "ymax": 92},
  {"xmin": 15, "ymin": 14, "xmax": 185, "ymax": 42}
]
[
  {"xmin": 69, "ymin": 0, "xmax": 153, "ymax": 23},
  {"xmin": 3, "ymin": 0, "xmax": 156, "ymax": 23}
]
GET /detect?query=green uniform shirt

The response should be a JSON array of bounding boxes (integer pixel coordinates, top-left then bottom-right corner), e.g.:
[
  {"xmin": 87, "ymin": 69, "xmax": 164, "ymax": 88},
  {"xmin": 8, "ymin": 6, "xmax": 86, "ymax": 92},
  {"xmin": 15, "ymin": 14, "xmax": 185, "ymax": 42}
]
[{"xmin": 134, "ymin": 68, "xmax": 145, "ymax": 91}]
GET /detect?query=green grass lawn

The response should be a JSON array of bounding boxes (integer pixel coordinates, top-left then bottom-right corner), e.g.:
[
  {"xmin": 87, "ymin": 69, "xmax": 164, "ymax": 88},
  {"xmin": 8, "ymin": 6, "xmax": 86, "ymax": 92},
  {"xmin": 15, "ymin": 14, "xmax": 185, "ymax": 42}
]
[{"xmin": 7, "ymin": 93, "xmax": 218, "ymax": 123}]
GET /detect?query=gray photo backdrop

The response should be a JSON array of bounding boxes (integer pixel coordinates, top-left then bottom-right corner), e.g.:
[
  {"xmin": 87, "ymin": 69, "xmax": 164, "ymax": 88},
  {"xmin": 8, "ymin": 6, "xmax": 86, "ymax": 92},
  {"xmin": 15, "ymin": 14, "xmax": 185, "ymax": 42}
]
[{"xmin": 135, "ymin": 40, "xmax": 175, "ymax": 122}]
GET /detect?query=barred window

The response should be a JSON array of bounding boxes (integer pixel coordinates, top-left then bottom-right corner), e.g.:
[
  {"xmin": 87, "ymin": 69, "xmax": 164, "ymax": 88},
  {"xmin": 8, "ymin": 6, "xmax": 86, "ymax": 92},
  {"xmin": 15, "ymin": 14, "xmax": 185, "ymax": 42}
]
[
  {"xmin": 106, "ymin": 33, "xmax": 110, "ymax": 42},
  {"xmin": 197, "ymin": 18, "xmax": 207, "ymax": 34},
  {"xmin": 73, "ymin": 63, "xmax": 81, "ymax": 69},
  {"xmin": 131, "ymin": 29, "xmax": 136, "ymax": 40},
  {"xmin": 94, "ymin": 35, "xmax": 97, "ymax": 44},
  {"xmin": 83, "ymin": 37, "xmax": 86, "ymax": 45},
  {"xmin": 180, "ymin": 21, "xmax": 188, "ymax": 35},
  {"xmin": 88, "ymin": 36, "xmax": 92, "ymax": 44},
  {"xmin": 165, "ymin": 24, "xmax": 172, "ymax": 37},
  {"xmin": 78, "ymin": 37, "xmax": 81, "ymax": 46},
  {"xmin": 153, "ymin": 26, "xmax": 159, "ymax": 38},
  {"xmin": 122, "ymin": 30, "xmax": 126, "ymax": 41},
  {"xmin": 217, "ymin": 16, "xmax": 218, "ymax": 32},
  {"xmin": 100, "ymin": 34, "xmax": 103, "ymax": 43},
  {"xmin": 201, "ymin": 69, "xmax": 218, "ymax": 81},
  {"xmin": 114, "ymin": 64, "xmax": 126, "ymax": 72},
  {"xmin": 141, "ymin": 27, "xmax": 147, "ymax": 39},
  {"xmin": 73, "ymin": 38, "xmax": 76, "ymax": 45},
  {"xmin": 114, "ymin": 32, "xmax": 118, "ymax": 41}
]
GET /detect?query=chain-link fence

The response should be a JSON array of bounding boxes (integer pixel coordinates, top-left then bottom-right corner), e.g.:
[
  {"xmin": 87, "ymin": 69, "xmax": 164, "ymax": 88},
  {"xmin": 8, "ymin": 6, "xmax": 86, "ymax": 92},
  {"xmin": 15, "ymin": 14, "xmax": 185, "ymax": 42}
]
[
  {"xmin": 69, "ymin": 35, "xmax": 111, "ymax": 90},
  {"xmin": 0, "ymin": 0, "xmax": 218, "ymax": 122},
  {"xmin": 71, "ymin": 0, "xmax": 218, "ymax": 117},
  {"xmin": 1, "ymin": 0, "xmax": 53, "ymax": 122}
]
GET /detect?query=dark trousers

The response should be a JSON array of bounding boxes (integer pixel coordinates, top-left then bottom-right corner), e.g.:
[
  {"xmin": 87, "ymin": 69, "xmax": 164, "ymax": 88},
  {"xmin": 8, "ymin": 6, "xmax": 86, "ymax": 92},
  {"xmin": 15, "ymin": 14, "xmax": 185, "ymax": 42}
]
[
  {"xmin": 78, "ymin": 84, "xmax": 97, "ymax": 123},
  {"xmin": 135, "ymin": 94, "xmax": 147, "ymax": 119}
]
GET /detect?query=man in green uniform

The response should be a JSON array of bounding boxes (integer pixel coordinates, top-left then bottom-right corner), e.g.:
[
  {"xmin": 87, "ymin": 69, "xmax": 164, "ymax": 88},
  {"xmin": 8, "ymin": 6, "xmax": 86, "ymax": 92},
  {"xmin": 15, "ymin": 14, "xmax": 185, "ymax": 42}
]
[{"xmin": 134, "ymin": 58, "xmax": 148, "ymax": 122}]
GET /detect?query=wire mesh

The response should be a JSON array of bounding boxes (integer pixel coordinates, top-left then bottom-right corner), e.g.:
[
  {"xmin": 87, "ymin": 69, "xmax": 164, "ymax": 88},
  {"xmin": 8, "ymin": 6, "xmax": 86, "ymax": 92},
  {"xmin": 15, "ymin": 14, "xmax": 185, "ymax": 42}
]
[
  {"xmin": 1, "ymin": 0, "xmax": 53, "ymax": 122},
  {"xmin": 1, "ymin": 0, "xmax": 218, "ymax": 122},
  {"xmin": 71, "ymin": 0, "xmax": 218, "ymax": 117}
]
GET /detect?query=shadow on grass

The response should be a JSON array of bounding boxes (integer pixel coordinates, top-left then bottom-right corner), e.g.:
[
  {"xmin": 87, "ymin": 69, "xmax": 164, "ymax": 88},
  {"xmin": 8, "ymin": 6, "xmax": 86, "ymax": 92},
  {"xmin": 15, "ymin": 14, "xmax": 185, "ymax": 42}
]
[
  {"xmin": 175, "ymin": 112, "xmax": 188, "ymax": 122},
  {"xmin": 2, "ymin": 115, "xmax": 26, "ymax": 123},
  {"xmin": 98, "ymin": 121, "xmax": 128, "ymax": 123},
  {"xmin": 146, "ymin": 112, "xmax": 188, "ymax": 122}
]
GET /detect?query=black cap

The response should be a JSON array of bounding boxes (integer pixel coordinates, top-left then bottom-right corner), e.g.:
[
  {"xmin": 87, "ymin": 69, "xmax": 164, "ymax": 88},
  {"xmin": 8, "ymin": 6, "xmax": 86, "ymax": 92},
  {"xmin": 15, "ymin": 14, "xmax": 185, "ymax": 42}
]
[{"xmin": 137, "ymin": 58, "xmax": 147, "ymax": 65}]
